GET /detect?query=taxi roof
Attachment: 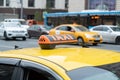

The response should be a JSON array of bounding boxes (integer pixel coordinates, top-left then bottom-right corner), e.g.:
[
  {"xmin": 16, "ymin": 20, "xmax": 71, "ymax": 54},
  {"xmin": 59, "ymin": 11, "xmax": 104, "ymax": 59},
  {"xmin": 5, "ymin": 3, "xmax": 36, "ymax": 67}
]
[{"xmin": 0, "ymin": 47, "xmax": 120, "ymax": 71}]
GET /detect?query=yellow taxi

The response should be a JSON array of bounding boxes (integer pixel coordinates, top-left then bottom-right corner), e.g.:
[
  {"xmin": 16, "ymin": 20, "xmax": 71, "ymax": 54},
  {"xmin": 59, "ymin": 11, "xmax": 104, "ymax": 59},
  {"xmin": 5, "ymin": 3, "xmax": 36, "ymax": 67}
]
[
  {"xmin": 0, "ymin": 47, "xmax": 120, "ymax": 80},
  {"xmin": 49, "ymin": 24, "xmax": 103, "ymax": 45}
]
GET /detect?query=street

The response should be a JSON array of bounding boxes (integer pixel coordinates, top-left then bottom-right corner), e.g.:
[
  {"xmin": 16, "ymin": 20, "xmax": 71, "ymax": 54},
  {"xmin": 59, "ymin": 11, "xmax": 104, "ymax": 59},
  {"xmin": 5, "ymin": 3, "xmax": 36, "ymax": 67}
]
[{"xmin": 0, "ymin": 38, "xmax": 120, "ymax": 52}]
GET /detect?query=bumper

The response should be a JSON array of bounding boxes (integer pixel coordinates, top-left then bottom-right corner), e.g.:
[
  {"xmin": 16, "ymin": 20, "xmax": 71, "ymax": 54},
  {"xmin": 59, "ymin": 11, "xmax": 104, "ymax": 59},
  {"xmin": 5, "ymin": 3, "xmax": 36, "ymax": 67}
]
[
  {"xmin": 85, "ymin": 38, "xmax": 103, "ymax": 44},
  {"xmin": 6, "ymin": 32, "xmax": 28, "ymax": 38}
]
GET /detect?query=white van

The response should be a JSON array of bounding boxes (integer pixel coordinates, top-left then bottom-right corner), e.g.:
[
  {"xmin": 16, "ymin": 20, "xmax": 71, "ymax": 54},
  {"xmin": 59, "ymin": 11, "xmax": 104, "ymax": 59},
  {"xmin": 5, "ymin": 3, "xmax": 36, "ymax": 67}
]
[{"xmin": 4, "ymin": 19, "xmax": 30, "ymax": 29}]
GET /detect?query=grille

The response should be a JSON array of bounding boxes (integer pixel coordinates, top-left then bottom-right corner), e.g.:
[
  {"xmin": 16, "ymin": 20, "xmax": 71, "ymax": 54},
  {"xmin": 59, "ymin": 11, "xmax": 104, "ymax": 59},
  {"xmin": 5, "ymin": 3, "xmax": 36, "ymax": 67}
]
[{"xmin": 13, "ymin": 31, "xmax": 25, "ymax": 33}]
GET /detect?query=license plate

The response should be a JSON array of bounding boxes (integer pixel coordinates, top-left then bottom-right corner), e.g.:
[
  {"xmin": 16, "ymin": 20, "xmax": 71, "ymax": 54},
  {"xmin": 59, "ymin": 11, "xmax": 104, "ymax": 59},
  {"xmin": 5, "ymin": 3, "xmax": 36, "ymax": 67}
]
[{"xmin": 16, "ymin": 34, "xmax": 23, "ymax": 36}]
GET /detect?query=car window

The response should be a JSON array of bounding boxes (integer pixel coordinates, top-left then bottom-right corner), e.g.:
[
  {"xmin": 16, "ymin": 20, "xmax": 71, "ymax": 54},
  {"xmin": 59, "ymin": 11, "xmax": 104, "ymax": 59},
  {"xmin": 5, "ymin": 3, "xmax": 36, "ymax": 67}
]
[
  {"xmin": 111, "ymin": 27, "xmax": 120, "ymax": 31},
  {"xmin": 28, "ymin": 26, "xmax": 34, "ymax": 30},
  {"xmin": 56, "ymin": 26, "xmax": 67, "ymax": 31},
  {"xmin": 93, "ymin": 27, "xmax": 103, "ymax": 31},
  {"xmin": 24, "ymin": 69, "xmax": 54, "ymax": 80},
  {"xmin": 0, "ymin": 58, "xmax": 21, "ymax": 80},
  {"xmin": 20, "ymin": 60, "xmax": 62, "ymax": 80},
  {"xmin": 75, "ymin": 26, "xmax": 88, "ymax": 31},
  {"xmin": 34, "ymin": 26, "xmax": 39, "ymax": 30},
  {"xmin": 67, "ymin": 66, "xmax": 119, "ymax": 80},
  {"xmin": 103, "ymin": 27, "xmax": 109, "ymax": 31},
  {"xmin": 0, "ymin": 64, "xmax": 15, "ymax": 80},
  {"xmin": 4, "ymin": 23, "xmax": 21, "ymax": 27},
  {"xmin": 66, "ymin": 26, "xmax": 72, "ymax": 31},
  {"xmin": 34, "ymin": 26, "xmax": 42, "ymax": 30}
]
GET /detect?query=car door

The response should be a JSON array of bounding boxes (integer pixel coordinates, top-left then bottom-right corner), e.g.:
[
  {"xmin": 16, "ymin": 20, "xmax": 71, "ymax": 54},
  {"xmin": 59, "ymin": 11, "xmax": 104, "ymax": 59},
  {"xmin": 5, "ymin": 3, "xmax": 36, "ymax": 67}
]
[
  {"xmin": 91, "ymin": 26, "xmax": 107, "ymax": 42},
  {"xmin": 102, "ymin": 27, "xmax": 113, "ymax": 42},
  {"xmin": 28, "ymin": 26, "xmax": 35, "ymax": 37},
  {"xmin": 19, "ymin": 60, "xmax": 63, "ymax": 80},
  {"xmin": 0, "ymin": 58, "xmax": 21, "ymax": 80},
  {"xmin": 34, "ymin": 26, "xmax": 42, "ymax": 37}
]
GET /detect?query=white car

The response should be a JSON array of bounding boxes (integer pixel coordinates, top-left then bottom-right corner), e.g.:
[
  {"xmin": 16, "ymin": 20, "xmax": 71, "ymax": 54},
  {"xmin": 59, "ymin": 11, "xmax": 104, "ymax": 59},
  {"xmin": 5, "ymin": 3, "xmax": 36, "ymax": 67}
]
[
  {"xmin": 90, "ymin": 25, "xmax": 120, "ymax": 44},
  {"xmin": 0, "ymin": 22, "xmax": 28, "ymax": 40}
]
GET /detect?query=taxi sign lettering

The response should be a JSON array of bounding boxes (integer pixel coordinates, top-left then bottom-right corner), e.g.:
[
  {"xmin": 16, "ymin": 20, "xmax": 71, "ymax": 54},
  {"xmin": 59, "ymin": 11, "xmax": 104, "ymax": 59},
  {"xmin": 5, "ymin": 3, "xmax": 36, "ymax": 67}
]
[{"xmin": 51, "ymin": 34, "xmax": 75, "ymax": 41}]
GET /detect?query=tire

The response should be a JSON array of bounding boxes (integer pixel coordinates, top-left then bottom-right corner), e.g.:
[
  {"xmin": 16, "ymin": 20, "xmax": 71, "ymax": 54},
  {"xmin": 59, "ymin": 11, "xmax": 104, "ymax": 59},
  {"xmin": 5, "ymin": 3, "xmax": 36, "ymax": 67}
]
[
  {"xmin": 13, "ymin": 37, "xmax": 16, "ymax": 40},
  {"xmin": 39, "ymin": 44, "xmax": 56, "ymax": 49},
  {"xmin": 4, "ymin": 31, "xmax": 9, "ymax": 40},
  {"xmin": 77, "ymin": 37, "xmax": 84, "ymax": 46},
  {"xmin": 115, "ymin": 36, "xmax": 120, "ymax": 45},
  {"xmin": 93, "ymin": 43, "xmax": 98, "ymax": 46},
  {"xmin": 22, "ymin": 37, "xmax": 26, "ymax": 41}
]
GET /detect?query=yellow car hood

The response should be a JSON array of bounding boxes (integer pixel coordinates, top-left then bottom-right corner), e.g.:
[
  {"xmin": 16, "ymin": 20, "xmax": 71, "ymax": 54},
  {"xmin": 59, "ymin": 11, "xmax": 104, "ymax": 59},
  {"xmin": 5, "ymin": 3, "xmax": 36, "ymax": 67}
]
[
  {"xmin": 76, "ymin": 31, "xmax": 99, "ymax": 35},
  {"xmin": 1, "ymin": 47, "xmax": 120, "ymax": 71}
]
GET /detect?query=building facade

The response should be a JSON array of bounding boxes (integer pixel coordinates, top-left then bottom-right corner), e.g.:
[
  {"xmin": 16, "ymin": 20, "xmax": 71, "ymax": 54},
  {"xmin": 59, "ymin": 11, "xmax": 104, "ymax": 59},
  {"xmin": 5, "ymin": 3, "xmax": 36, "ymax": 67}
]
[
  {"xmin": 0, "ymin": 0, "xmax": 68, "ymax": 20},
  {"xmin": 44, "ymin": 0, "xmax": 120, "ymax": 27},
  {"xmin": 69, "ymin": 0, "xmax": 120, "ymax": 12},
  {"xmin": 1, "ymin": 0, "xmax": 120, "ymax": 22}
]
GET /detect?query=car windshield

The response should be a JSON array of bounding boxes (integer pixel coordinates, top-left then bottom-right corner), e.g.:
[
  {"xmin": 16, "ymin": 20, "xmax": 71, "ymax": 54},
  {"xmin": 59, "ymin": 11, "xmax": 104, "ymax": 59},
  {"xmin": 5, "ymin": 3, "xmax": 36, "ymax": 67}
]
[
  {"xmin": 67, "ymin": 66, "xmax": 119, "ymax": 80},
  {"xmin": 111, "ymin": 27, "xmax": 120, "ymax": 32},
  {"xmin": 11, "ymin": 20, "xmax": 27, "ymax": 25},
  {"xmin": 35, "ymin": 25, "xmax": 47, "ymax": 30},
  {"xmin": 4, "ymin": 23, "xmax": 21, "ymax": 27},
  {"xmin": 19, "ymin": 21, "xmax": 27, "ymax": 25},
  {"xmin": 74, "ymin": 26, "xmax": 89, "ymax": 32}
]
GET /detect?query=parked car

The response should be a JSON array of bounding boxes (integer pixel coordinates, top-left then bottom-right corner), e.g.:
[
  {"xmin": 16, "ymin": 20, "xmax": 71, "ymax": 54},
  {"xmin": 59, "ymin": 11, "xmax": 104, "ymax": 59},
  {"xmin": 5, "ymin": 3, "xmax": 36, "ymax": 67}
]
[
  {"xmin": 27, "ymin": 25, "xmax": 49, "ymax": 38},
  {"xmin": 0, "ymin": 22, "xmax": 28, "ymax": 40},
  {"xmin": 4, "ymin": 18, "xmax": 30, "ymax": 29},
  {"xmin": 0, "ymin": 47, "xmax": 120, "ymax": 80},
  {"xmin": 89, "ymin": 25, "xmax": 120, "ymax": 44},
  {"xmin": 49, "ymin": 24, "xmax": 103, "ymax": 46}
]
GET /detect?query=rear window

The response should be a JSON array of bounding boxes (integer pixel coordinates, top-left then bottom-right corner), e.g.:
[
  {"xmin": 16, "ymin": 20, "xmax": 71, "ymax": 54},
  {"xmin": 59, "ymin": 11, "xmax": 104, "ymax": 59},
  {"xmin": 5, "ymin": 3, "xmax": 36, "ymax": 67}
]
[
  {"xmin": 111, "ymin": 27, "xmax": 120, "ymax": 31},
  {"xmin": 67, "ymin": 63, "xmax": 120, "ymax": 80}
]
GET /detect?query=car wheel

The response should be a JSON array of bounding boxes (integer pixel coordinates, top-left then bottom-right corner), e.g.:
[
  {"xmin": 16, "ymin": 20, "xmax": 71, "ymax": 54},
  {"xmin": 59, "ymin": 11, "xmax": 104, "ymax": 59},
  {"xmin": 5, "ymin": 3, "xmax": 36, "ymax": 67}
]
[
  {"xmin": 4, "ymin": 31, "xmax": 9, "ymax": 40},
  {"xmin": 93, "ymin": 43, "xmax": 98, "ymax": 46},
  {"xmin": 22, "ymin": 37, "xmax": 26, "ymax": 41},
  {"xmin": 115, "ymin": 36, "xmax": 120, "ymax": 45},
  {"xmin": 77, "ymin": 37, "xmax": 84, "ymax": 46},
  {"xmin": 13, "ymin": 37, "xmax": 16, "ymax": 40},
  {"xmin": 40, "ymin": 44, "xmax": 56, "ymax": 49}
]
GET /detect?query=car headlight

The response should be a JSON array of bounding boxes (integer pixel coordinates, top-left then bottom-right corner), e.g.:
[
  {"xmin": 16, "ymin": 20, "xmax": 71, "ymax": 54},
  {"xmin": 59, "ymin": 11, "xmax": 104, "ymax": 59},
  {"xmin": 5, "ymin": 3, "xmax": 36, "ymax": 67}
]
[{"xmin": 85, "ymin": 34, "xmax": 92, "ymax": 38}]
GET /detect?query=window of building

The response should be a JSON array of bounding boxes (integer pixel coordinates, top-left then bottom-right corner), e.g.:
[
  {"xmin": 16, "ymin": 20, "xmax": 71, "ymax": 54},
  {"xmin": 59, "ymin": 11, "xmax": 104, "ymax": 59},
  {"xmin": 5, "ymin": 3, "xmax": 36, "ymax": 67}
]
[
  {"xmin": 28, "ymin": 0, "xmax": 34, "ymax": 7},
  {"xmin": 6, "ymin": 0, "xmax": 10, "ymax": 6},
  {"xmin": 87, "ymin": 0, "xmax": 116, "ymax": 10},
  {"xmin": 0, "ymin": 64, "xmax": 15, "ymax": 80},
  {"xmin": 0, "ymin": 0, "xmax": 4, "ymax": 6},
  {"xmin": 65, "ymin": 0, "xmax": 68, "ymax": 8},
  {"xmin": 46, "ymin": 0, "xmax": 55, "ymax": 8}
]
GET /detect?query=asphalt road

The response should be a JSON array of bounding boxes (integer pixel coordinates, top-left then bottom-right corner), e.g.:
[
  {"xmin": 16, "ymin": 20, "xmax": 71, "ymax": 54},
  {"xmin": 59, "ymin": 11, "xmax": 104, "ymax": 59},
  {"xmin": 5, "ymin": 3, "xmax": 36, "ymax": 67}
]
[{"xmin": 0, "ymin": 38, "xmax": 120, "ymax": 52}]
